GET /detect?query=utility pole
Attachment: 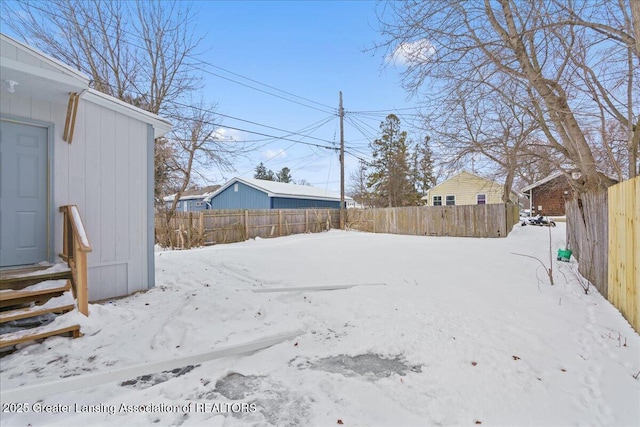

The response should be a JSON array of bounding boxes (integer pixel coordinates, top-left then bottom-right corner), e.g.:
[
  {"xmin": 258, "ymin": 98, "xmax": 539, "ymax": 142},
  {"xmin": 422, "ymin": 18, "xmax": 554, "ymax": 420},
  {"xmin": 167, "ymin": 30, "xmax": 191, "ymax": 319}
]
[{"xmin": 339, "ymin": 91, "xmax": 345, "ymax": 229}]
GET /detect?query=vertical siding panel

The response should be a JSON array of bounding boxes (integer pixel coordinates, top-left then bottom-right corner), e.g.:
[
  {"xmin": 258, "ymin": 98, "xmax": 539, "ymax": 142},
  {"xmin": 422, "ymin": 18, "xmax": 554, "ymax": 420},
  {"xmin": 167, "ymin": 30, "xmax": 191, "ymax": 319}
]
[
  {"xmin": 114, "ymin": 114, "xmax": 130, "ymax": 262},
  {"xmin": 84, "ymin": 102, "xmax": 102, "ymax": 283},
  {"xmin": 99, "ymin": 108, "xmax": 117, "ymax": 264}
]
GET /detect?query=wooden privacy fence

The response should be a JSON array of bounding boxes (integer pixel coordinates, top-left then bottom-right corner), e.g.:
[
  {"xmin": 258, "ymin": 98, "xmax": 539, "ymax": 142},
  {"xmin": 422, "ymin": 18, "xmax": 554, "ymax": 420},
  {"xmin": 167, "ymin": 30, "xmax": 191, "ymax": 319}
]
[
  {"xmin": 607, "ymin": 177, "xmax": 639, "ymax": 333},
  {"xmin": 565, "ymin": 191, "xmax": 609, "ymax": 296},
  {"xmin": 156, "ymin": 209, "xmax": 340, "ymax": 248},
  {"xmin": 346, "ymin": 203, "xmax": 519, "ymax": 238}
]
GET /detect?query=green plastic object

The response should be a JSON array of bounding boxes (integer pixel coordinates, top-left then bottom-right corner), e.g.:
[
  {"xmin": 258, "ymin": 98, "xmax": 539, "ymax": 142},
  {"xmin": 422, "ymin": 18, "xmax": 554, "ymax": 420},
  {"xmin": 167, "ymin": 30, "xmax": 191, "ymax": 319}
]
[{"xmin": 557, "ymin": 248, "xmax": 572, "ymax": 262}]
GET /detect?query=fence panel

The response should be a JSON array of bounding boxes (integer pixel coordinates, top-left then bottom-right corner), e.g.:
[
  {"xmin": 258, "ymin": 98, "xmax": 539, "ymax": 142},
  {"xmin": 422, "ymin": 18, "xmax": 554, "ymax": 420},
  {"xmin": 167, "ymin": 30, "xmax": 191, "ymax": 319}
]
[
  {"xmin": 608, "ymin": 177, "xmax": 639, "ymax": 333},
  {"xmin": 566, "ymin": 191, "xmax": 608, "ymax": 295},
  {"xmin": 345, "ymin": 203, "xmax": 517, "ymax": 238},
  {"xmin": 156, "ymin": 209, "xmax": 340, "ymax": 248}
]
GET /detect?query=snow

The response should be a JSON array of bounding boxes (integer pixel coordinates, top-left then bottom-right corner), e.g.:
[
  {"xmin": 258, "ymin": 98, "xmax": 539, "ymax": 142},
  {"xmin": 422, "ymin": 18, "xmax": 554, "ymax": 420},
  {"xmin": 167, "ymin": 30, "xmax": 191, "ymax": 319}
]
[
  {"xmin": 0, "ymin": 279, "xmax": 68, "ymax": 294},
  {"xmin": 1, "ymin": 224, "xmax": 638, "ymax": 426},
  {"xmin": 212, "ymin": 177, "xmax": 354, "ymax": 202},
  {"xmin": 70, "ymin": 205, "xmax": 90, "ymax": 248},
  {"xmin": 1, "ymin": 263, "xmax": 70, "ymax": 280}
]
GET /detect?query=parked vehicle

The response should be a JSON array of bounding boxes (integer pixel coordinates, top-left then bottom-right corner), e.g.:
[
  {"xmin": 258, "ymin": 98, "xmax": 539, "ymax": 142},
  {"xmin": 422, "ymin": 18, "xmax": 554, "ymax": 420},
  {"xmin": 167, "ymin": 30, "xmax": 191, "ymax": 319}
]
[{"xmin": 521, "ymin": 215, "xmax": 556, "ymax": 227}]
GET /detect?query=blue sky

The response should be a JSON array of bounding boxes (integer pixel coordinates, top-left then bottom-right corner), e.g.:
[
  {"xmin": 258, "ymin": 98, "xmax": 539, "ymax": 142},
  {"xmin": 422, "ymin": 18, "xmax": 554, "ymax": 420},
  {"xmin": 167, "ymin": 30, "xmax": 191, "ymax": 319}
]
[
  {"xmin": 189, "ymin": 1, "xmax": 421, "ymax": 191},
  {"xmin": 2, "ymin": 0, "xmax": 422, "ymax": 192}
]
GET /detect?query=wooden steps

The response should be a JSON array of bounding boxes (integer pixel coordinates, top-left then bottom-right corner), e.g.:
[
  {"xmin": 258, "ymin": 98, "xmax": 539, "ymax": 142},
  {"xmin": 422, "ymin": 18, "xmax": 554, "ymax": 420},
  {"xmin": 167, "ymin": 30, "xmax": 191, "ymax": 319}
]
[
  {"xmin": 0, "ymin": 324, "xmax": 81, "ymax": 349},
  {"xmin": 0, "ymin": 266, "xmax": 72, "ymax": 290},
  {"xmin": 0, "ymin": 265, "xmax": 81, "ymax": 350},
  {"xmin": 0, "ymin": 295, "xmax": 75, "ymax": 323},
  {"xmin": 0, "ymin": 280, "xmax": 71, "ymax": 308}
]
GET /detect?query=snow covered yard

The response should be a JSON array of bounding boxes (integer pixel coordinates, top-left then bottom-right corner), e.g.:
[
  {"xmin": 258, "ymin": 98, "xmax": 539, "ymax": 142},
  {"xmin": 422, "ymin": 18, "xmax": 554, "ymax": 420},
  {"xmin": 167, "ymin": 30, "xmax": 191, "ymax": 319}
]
[{"xmin": 1, "ymin": 224, "xmax": 639, "ymax": 426}]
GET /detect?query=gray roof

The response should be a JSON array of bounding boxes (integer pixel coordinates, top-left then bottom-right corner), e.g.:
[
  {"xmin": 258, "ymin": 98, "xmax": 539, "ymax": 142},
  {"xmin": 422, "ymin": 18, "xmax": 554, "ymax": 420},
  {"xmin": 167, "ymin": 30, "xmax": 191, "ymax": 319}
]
[{"xmin": 205, "ymin": 177, "xmax": 352, "ymax": 202}]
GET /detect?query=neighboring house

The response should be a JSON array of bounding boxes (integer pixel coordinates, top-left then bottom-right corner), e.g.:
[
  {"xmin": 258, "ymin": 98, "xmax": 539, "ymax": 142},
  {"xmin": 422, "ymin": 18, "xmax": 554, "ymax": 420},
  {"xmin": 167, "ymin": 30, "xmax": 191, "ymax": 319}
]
[
  {"xmin": 163, "ymin": 185, "xmax": 221, "ymax": 211},
  {"xmin": 0, "ymin": 34, "xmax": 171, "ymax": 301},
  {"xmin": 520, "ymin": 172, "xmax": 574, "ymax": 216},
  {"xmin": 520, "ymin": 171, "xmax": 617, "ymax": 216},
  {"xmin": 422, "ymin": 170, "xmax": 519, "ymax": 206},
  {"xmin": 206, "ymin": 177, "xmax": 352, "ymax": 209}
]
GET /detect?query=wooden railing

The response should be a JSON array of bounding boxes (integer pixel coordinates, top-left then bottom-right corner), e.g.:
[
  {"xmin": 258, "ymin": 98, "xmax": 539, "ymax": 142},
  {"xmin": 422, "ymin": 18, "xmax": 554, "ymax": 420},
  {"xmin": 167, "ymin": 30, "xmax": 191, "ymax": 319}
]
[{"xmin": 59, "ymin": 205, "xmax": 92, "ymax": 316}]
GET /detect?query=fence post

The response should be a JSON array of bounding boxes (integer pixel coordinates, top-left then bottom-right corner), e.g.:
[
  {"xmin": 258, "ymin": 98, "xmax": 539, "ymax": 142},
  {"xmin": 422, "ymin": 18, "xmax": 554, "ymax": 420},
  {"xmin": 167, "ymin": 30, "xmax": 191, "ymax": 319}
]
[
  {"xmin": 199, "ymin": 211, "xmax": 204, "ymax": 243},
  {"xmin": 305, "ymin": 209, "xmax": 309, "ymax": 233},
  {"xmin": 244, "ymin": 210, "xmax": 249, "ymax": 240},
  {"xmin": 187, "ymin": 212, "xmax": 193, "ymax": 248},
  {"xmin": 278, "ymin": 210, "xmax": 283, "ymax": 237}
]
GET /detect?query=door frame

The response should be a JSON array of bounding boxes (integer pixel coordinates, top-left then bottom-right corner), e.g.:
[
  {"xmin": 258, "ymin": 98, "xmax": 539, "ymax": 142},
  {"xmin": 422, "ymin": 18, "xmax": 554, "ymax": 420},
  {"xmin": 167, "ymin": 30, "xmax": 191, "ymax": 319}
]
[{"xmin": 1, "ymin": 114, "xmax": 55, "ymax": 265}]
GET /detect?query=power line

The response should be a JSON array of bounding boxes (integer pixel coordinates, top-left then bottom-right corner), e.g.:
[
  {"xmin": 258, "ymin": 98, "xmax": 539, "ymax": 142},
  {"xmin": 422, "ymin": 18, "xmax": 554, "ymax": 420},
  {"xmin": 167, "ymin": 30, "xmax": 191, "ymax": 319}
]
[
  {"xmin": 7, "ymin": 1, "xmax": 335, "ymax": 115},
  {"xmin": 89, "ymin": 79, "xmax": 340, "ymax": 150}
]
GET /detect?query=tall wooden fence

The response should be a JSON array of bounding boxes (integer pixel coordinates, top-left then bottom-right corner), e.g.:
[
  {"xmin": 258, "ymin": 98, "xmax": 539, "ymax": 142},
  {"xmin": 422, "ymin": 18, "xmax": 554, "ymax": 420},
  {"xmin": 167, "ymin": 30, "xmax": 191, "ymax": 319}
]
[
  {"xmin": 156, "ymin": 209, "xmax": 340, "ymax": 248},
  {"xmin": 346, "ymin": 203, "xmax": 519, "ymax": 238},
  {"xmin": 565, "ymin": 191, "xmax": 609, "ymax": 295},
  {"xmin": 607, "ymin": 177, "xmax": 639, "ymax": 333}
]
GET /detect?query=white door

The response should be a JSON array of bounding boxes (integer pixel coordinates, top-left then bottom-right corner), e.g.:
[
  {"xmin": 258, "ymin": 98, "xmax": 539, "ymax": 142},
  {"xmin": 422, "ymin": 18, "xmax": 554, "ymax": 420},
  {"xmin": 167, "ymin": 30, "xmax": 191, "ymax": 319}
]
[{"xmin": 0, "ymin": 120, "xmax": 48, "ymax": 267}]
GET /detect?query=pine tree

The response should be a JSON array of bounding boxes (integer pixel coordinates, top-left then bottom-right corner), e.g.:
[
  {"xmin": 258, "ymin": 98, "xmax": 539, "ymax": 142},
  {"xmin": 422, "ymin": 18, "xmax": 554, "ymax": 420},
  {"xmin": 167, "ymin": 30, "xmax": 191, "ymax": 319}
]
[
  {"xmin": 254, "ymin": 162, "xmax": 270, "ymax": 180},
  {"xmin": 414, "ymin": 136, "xmax": 435, "ymax": 197},
  {"xmin": 367, "ymin": 114, "xmax": 419, "ymax": 207},
  {"xmin": 276, "ymin": 167, "xmax": 292, "ymax": 183}
]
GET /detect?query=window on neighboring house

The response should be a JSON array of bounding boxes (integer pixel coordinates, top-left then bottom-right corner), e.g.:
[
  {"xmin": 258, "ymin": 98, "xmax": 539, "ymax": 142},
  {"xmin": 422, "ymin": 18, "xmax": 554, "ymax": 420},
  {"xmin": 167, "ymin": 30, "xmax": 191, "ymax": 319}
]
[
  {"xmin": 195, "ymin": 201, "xmax": 204, "ymax": 207},
  {"xmin": 432, "ymin": 195, "xmax": 442, "ymax": 206},
  {"xmin": 445, "ymin": 195, "xmax": 456, "ymax": 206},
  {"xmin": 234, "ymin": 183, "xmax": 239, "ymax": 192},
  {"xmin": 477, "ymin": 194, "xmax": 486, "ymax": 205},
  {"xmin": 176, "ymin": 202, "xmax": 181, "ymax": 208}
]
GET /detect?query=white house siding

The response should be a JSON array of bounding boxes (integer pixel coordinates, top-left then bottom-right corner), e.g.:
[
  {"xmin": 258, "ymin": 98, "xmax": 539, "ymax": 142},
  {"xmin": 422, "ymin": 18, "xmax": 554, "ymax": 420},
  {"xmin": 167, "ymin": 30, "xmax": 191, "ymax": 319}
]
[
  {"xmin": 68, "ymin": 99, "xmax": 151, "ymax": 300},
  {"xmin": 1, "ymin": 90, "xmax": 150, "ymax": 301}
]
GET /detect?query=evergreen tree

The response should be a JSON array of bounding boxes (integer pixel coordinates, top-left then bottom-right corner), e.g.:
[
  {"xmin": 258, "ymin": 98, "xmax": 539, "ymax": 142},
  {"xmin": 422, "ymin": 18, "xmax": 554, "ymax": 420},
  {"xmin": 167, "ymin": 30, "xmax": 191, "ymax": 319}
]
[
  {"xmin": 367, "ymin": 114, "xmax": 419, "ymax": 207},
  {"xmin": 276, "ymin": 167, "xmax": 292, "ymax": 183},
  {"xmin": 254, "ymin": 162, "xmax": 270, "ymax": 180},
  {"xmin": 413, "ymin": 136, "xmax": 435, "ymax": 197}
]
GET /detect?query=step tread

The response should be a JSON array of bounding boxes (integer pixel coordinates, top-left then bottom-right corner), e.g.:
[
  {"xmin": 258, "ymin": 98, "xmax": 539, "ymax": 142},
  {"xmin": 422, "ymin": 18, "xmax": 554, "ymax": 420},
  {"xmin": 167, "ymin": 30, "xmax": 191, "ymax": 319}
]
[
  {"xmin": 0, "ymin": 292, "xmax": 76, "ymax": 323},
  {"xmin": 0, "ymin": 280, "xmax": 70, "ymax": 302},
  {"xmin": 0, "ymin": 324, "xmax": 81, "ymax": 349},
  {"xmin": 0, "ymin": 265, "xmax": 72, "ymax": 288}
]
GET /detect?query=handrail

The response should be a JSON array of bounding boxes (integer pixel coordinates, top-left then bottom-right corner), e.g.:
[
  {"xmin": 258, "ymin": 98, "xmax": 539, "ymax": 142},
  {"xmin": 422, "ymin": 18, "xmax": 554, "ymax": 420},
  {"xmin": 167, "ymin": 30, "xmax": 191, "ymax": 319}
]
[{"xmin": 59, "ymin": 205, "xmax": 92, "ymax": 316}]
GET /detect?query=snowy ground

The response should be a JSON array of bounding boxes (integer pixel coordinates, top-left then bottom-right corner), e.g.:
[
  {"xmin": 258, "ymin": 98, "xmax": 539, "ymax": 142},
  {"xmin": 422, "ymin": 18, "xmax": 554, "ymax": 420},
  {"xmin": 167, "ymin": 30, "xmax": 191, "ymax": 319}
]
[{"xmin": 1, "ymin": 224, "xmax": 639, "ymax": 426}]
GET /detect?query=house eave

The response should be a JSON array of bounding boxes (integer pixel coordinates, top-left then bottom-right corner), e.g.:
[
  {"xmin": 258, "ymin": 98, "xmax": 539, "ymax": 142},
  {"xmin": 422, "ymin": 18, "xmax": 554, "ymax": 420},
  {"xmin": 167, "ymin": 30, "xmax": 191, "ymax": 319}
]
[{"xmin": 83, "ymin": 89, "xmax": 172, "ymax": 138}]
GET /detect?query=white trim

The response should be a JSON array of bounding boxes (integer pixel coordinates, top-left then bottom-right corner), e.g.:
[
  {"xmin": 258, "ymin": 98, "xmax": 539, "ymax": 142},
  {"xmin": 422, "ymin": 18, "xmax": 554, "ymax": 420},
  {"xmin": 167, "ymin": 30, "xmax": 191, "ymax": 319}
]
[
  {"xmin": 83, "ymin": 90, "xmax": 171, "ymax": 138},
  {"xmin": 1, "ymin": 34, "xmax": 89, "ymax": 83},
  {"xmin": 0, "ymin": 56, "xmax": 88, "ymax": 90},
  {"xmin": 520, "ymin": 171, "xmax": 564, "ymax": 193}
]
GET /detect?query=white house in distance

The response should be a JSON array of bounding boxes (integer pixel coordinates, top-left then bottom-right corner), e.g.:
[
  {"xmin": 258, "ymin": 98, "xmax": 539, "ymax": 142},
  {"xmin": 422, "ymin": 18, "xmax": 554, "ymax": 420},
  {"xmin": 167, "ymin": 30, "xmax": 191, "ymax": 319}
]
[
  {"xmin": 0, "ymin": 33, "xmax": 171, "ymax": 301},
  {"xmin": 422, "ymin": 170, "xmax": 519, "ymax": 206}
]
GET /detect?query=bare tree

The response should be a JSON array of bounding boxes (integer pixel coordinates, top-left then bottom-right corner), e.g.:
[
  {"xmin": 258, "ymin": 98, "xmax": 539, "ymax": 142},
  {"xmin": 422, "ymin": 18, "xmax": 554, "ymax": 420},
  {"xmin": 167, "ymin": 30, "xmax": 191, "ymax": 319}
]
[
  {"xmin": 2, "ymin": 0, "xmax": 206, "ymax": 202},
  {"xmin": 2, "ymin": 0, "xmax": 201, "ymax": 115},
  {"xmin": 157, "ymin": 100, "xmax": 237, "ymax": 247},
  {"xmin": 378, "ymin": 0, "xmax": 639, "ymax": 185},
  {"xmin": 348, "ymin": 160, "xmax": 372, "ymax": 207}
]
